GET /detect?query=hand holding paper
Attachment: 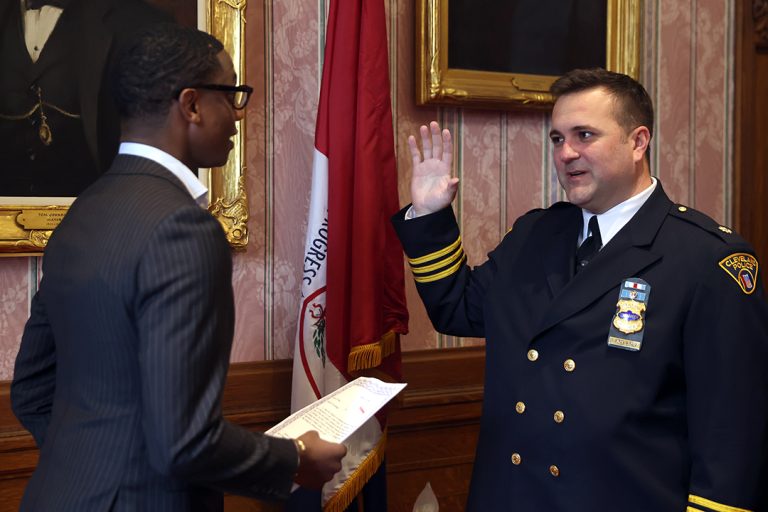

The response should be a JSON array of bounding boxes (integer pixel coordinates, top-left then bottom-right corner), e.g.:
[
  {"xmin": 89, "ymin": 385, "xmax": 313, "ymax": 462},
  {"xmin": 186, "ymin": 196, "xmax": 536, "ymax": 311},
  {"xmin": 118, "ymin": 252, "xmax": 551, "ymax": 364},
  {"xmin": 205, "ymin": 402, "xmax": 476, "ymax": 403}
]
[{"xmin": 293, "ymin": 431, "xmax": 347, "ymax": 490}]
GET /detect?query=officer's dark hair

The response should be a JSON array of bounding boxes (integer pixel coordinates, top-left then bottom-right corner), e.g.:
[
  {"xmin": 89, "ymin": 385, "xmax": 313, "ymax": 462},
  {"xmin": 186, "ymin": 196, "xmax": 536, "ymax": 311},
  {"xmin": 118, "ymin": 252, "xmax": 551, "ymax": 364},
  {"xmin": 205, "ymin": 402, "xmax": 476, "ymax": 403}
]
[
  {"xmin": 113, "ymin": 23, "xmax": 224, "ymax": 121},
  {"xmin": 550, "ymin": 68, "xmax": 654, "ymax": 141}
]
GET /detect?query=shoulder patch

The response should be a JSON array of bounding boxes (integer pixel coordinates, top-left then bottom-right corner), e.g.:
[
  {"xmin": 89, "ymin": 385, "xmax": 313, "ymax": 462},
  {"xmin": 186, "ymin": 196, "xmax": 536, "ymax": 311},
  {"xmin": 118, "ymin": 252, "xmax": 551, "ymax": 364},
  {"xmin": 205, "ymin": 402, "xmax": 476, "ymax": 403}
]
[{"xmin": 718, "ymin": 253, "xmax": 759, "ymax": 295}]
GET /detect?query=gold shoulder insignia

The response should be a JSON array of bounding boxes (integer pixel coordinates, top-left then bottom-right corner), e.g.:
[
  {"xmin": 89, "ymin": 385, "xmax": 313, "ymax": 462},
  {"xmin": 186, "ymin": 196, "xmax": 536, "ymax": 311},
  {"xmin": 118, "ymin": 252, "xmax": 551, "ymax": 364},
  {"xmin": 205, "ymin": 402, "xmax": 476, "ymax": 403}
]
[
  {"xmin": 718, "ymin": 253, "xmax": 758, "ymax": 295},
  {"xmin": 718, "ymin": 226, "xmax": 733, "ymax": 234}
]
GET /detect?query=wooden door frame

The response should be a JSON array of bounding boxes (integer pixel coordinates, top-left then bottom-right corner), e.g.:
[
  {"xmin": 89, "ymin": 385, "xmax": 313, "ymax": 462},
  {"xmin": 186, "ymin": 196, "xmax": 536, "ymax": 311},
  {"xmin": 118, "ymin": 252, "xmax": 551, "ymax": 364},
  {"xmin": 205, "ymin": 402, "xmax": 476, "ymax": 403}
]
[{"xmin": 734, "ymin": 0, "xmax": 768, "ymax": 289}]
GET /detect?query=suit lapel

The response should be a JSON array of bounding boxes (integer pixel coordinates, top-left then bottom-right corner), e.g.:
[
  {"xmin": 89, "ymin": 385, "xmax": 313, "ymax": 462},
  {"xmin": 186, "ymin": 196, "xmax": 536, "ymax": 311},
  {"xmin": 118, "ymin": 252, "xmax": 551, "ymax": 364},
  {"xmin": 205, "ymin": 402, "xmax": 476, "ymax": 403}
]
[
  {"xmin": 538, "ymin": 207, "xmax": 581, "ymax": 298},
  {"xmin": 533, "ymin": 184, "xmax": 673, "ymax": 337}
]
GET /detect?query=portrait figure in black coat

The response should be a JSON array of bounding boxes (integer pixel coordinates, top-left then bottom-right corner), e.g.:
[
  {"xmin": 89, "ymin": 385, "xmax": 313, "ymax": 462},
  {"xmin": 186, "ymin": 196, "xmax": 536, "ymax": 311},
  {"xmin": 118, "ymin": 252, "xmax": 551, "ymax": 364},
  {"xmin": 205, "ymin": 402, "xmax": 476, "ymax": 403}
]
[{"xmin": 0, "ymin": 0, "xmax": 166, "ymax": 197}]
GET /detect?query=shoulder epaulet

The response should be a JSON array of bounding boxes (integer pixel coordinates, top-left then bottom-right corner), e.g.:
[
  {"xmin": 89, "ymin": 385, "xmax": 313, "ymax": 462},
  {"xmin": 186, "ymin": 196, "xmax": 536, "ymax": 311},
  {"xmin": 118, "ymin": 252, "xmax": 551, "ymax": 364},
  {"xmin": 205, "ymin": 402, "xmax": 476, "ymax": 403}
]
[
  {"xmin": 505, "ymin": 207, "xmax": 544, "ymax": 234},
  {"xmin": 669, "ymin": 204, "xmax": 746, "ymax": 245}
]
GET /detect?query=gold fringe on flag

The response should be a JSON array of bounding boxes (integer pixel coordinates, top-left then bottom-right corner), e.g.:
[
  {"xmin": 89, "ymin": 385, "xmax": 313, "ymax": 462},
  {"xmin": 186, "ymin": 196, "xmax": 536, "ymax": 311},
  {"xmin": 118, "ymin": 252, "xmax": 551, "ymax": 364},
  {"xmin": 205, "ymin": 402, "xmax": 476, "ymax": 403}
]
[
  {"xmin": 347, "ymin": 330, "xmax": 397, "ymax": 372},
  {"xmin": 323, "ymin": 430, "xmax": 388, "ymax": 512}
]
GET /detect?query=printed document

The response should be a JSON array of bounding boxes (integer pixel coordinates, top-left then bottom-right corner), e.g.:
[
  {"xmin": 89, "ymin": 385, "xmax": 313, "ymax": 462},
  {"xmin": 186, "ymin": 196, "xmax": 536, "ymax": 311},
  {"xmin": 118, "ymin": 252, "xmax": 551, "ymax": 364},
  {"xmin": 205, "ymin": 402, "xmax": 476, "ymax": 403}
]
[{"xmin": 266, "ymin": 377, "xmax": 407, "ymax": 443}]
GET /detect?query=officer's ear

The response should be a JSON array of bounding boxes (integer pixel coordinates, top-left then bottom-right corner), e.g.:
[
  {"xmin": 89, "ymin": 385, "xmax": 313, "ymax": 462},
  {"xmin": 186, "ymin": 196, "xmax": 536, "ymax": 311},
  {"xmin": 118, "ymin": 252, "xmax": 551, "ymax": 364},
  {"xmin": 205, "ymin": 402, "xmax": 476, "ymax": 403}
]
[{"xmin": 630, "ymin": 126, "xmax": 651, "ymax": 163}]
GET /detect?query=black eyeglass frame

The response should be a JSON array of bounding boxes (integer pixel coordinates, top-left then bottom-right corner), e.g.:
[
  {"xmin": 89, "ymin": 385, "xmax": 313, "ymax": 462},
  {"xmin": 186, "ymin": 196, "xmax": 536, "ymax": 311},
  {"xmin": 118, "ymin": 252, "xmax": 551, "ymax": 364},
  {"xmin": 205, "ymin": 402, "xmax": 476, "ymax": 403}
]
[{"xmin": 175, "ymin": 84, "xmax": 254, "ymax": 110}]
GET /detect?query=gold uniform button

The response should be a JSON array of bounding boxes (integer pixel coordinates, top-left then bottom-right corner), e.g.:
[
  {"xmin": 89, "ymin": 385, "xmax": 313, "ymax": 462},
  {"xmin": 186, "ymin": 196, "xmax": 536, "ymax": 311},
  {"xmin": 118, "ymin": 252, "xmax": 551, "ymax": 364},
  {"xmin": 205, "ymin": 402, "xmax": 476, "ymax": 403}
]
[
  {"xmin": 549, "ymin": 465, "xmax": 560, "ymax": 477},
  {"xmin": 515, "ymin": 401, "xmax": 526, "ymax": 414},
  {"xmin": 527, "ymin": 349, "xmax": 539, "ymax": 361},
  {"xmin": 678, "ymin": 206, "xmax": 688, "ymax": 212},
  {"xmin": 563, "ymin": 359, "xmax": 576, "ymax": 372},
  {"xmin": 511, "ymin": 453, "xmax": 522, "ymax": 465},
  {"xmin": 554, "ymin": 410, "xmax": 565, "ymax": 423}
]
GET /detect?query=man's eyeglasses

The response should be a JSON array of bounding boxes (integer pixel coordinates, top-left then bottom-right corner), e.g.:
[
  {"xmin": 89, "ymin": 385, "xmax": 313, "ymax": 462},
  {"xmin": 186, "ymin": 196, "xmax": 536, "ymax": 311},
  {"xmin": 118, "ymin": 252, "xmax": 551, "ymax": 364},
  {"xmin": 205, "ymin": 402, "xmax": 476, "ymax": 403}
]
[{"xmin": 175, "ymin": 84, "xmax": 254, "ymax": 110}]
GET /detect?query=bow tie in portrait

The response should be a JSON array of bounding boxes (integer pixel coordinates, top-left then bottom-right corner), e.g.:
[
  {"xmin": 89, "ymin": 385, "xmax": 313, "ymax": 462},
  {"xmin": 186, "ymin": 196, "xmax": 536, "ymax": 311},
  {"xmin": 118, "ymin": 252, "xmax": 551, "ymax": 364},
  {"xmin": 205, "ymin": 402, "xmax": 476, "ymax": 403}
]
[{"xmin": 25, "ymin": 0, "xmax": 70, "ymax": 9}]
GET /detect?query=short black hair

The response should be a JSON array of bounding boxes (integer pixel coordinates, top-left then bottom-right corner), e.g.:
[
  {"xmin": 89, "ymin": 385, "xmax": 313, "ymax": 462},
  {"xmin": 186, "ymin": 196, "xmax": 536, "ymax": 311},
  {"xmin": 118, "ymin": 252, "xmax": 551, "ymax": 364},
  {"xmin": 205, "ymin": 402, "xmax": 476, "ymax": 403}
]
[
  {"xmin": 550, "ymin": 68, "xmax": 654, "ymax": 140},
  {"xmin": 113, "ymin": 23, "xmax": 225, "ymax": 120}
]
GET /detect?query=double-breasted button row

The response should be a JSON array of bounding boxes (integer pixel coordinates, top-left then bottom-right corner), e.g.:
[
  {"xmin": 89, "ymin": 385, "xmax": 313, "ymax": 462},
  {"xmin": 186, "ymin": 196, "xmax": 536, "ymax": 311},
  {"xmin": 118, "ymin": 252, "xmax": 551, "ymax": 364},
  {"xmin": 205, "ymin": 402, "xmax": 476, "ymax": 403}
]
[
  {"xmin": 520, "ymin": 350, "xmax": 569, "ymax": 477},
  {"xmin": 514, "ymin": 402, "xmax": 565, "ymax": 424},
  {"xmin": 526, "ymin": 350, "xmax": 576, "ymax": 373},
  {"xmin": 509, "ymin": 453, "xmax": 561, "ymax": 477}
]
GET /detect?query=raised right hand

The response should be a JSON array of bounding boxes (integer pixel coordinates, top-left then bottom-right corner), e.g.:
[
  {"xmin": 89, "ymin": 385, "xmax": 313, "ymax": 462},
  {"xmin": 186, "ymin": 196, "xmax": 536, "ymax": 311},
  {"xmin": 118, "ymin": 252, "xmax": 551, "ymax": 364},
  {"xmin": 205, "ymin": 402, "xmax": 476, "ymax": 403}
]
[
  {"xmin": 293, "ymin": 431, "xmax": 347, "ymax": 490},
  {"xmin": 409, "ymin": 121, "xmax": 459, "ymax": 217}
]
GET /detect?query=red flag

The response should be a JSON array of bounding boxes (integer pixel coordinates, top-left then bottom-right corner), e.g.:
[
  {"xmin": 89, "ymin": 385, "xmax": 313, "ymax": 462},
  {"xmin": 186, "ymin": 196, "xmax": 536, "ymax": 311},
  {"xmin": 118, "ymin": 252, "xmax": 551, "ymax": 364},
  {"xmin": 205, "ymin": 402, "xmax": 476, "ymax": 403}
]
[
  {"xmin": 319, "ymin": 0, "xmax": 408, "ymax": 378},
  {"xmin": 290, "ymin": 0, "xmax": 408, "ymax": 509}
]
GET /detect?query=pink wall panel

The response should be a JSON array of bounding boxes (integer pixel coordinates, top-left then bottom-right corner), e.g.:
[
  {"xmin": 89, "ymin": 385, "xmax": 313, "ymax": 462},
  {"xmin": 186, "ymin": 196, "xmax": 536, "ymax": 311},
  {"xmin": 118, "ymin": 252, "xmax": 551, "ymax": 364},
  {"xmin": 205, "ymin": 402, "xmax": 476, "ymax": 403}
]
[
  {"xmin": 656, "ymin": 0, "xmax": 694, "ymax": 206},
  {"xmin": 0, "ymin": 258, "xmax": 29, "ymax": 380},
  {"xmin": 265, "ymin": 0, "xmax": 319, "ymax": 359},
  {"xmin": 392, "ymin": 0, "xmax": 442, "ymax": 350},
  {"xmin": 458, "ymin": 111, "xmax": 503, "ymax": 267},
  {"xmin": 230, "ymin": 0, "xmax": 269, "ymax": 363},
  {"xmin": 505, "ymin": 112, "xmax": 548, "ymax": 222},
  {"xmin": 692, "ymin": 0, "xmax": 729, "ymax": 223}
]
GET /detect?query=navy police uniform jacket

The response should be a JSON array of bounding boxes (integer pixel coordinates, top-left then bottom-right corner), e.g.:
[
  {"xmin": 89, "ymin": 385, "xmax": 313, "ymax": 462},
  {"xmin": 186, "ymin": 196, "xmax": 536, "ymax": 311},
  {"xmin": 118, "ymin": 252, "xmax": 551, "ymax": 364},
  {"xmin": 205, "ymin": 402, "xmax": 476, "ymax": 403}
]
[{"xmin": 392, "ymin": 183, "xmax": 768, "ymax": 512}]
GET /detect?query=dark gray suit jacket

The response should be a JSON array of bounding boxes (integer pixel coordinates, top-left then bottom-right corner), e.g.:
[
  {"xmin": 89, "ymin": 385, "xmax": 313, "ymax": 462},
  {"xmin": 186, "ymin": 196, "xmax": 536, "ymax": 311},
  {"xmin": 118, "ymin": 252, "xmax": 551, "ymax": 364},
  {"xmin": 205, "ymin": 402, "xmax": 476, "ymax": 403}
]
[{"xmin": 11, "ymin": 155, "xmax": 297, "ymax": 511}]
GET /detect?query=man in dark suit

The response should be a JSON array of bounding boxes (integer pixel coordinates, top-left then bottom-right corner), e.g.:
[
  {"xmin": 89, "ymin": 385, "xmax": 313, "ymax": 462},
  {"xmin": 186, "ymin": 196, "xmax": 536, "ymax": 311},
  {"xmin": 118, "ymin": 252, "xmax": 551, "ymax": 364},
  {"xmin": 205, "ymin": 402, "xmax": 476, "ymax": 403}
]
[
  {"xmin": 11, "ymin": 23, "xmax": 346, "ymax": 511},
  {"xmin": 392, "ymin": 69, "xmax": 768, "ymax": 511},
  {"xmin": 0, "ymin": 0, "xmax": 166, "ymax": 196}
]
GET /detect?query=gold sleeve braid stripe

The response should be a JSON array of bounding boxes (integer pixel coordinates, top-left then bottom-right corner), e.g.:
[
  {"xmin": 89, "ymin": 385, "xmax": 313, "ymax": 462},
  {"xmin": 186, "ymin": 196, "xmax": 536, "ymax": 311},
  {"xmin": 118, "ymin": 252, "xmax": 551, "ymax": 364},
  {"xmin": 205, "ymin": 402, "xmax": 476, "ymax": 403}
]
[
  {"xmin": 688, "ymin": 495, "xmax": 752, "ymax": 512},
  {"xmin": 408, "ymin": 235, "xmax": 462, "ymax": 265},
  {"xmin": 407, "ymin": 235, "xmax": 466, "ymax": 284},
  {"xmin": 413, "ymin": 254, "xmax": 467, "ymax": 283},
  {"xmin": 410, "ymin": 244, "xmax": 464, "ymax": 274}
]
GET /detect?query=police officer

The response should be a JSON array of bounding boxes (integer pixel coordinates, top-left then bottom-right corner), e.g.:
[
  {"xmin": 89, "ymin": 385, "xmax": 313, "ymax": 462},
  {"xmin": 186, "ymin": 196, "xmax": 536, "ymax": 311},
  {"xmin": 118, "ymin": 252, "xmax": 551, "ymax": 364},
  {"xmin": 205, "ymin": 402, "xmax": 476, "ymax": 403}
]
[{"xmin": 392, "ymin": 68, "xmax": 768, "ymax": 511}]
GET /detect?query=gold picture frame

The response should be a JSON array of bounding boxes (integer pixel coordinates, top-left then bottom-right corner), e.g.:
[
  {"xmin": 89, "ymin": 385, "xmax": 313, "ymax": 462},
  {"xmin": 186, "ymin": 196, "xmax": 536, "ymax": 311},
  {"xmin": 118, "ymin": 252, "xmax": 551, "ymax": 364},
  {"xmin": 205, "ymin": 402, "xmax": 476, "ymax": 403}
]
[
  {"xmin": 415, "ymin": 0, "xmax": 642, "ymax": 110},
  {"xmin": 200, "ymin": 0, "xmax": 249, "ymax": 250},
  {"xmin": 0, "ymin": 0, "xmax": 249, "ymax": 256}
]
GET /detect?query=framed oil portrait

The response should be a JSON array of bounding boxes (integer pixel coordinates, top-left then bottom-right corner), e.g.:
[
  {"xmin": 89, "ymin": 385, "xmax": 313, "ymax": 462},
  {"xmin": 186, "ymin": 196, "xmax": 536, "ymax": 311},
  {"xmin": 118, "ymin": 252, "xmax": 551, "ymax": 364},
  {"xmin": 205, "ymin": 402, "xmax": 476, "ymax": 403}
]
[
  {"xmin": 0, "ymin": 0, "xmax": 249, "ymax": 255},
  {"xmin": 415, "ymin": 0, "xmax": 642, "ymax": 110}
]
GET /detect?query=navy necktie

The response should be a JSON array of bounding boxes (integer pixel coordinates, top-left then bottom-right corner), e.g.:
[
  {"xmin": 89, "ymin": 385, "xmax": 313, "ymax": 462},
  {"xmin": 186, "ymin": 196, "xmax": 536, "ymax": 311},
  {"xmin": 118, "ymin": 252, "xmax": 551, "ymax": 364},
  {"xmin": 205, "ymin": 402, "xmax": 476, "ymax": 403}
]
[{"xmin": 576, "ymin": 215, "xmax": 602, "ymax": 273}]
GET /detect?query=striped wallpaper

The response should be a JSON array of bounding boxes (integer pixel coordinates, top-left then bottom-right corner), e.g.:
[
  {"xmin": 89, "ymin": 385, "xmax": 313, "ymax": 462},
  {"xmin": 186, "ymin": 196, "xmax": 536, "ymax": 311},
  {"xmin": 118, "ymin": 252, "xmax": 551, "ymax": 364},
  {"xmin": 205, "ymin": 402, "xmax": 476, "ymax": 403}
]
[{"xmin": 0, "ymin": 0, "xmax": 736, "ymax": 378}]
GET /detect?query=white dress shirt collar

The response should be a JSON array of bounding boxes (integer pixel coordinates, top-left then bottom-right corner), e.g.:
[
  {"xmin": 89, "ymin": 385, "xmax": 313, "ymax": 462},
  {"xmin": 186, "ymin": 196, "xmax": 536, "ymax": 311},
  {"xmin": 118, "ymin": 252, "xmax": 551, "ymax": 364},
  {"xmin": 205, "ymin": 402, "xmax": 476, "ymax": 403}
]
[
  {"xmin": 21, "ymin": 0, "xmax": 64, "ymax": 62},
  {"xmin": 118, "ymin": 142, "xmax": 209, "ymax": 207},
  {"xmin": 580, "ymin": 177, "xmax": 657, "ymax": 248}
]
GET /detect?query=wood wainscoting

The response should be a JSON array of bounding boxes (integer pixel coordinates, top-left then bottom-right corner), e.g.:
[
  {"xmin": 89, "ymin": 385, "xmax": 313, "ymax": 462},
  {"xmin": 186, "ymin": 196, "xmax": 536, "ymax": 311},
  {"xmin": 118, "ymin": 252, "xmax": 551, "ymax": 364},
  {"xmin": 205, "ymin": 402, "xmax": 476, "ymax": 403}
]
[{"xmin": 0, "ymin": 346, "xmax": 484, "ymax": 511}]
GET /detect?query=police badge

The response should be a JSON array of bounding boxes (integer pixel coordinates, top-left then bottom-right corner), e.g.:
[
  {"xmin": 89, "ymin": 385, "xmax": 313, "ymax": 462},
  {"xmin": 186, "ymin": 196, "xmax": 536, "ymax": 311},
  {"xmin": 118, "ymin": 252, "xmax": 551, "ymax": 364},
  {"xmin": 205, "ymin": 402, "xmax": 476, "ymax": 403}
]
[
  {"xmin": 608, "ymin": 279, "xmax": 651, "ymax": 351},
  {"xmin": 613, "ymin": 299, "xmax": 645, "ymax": 334}
]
